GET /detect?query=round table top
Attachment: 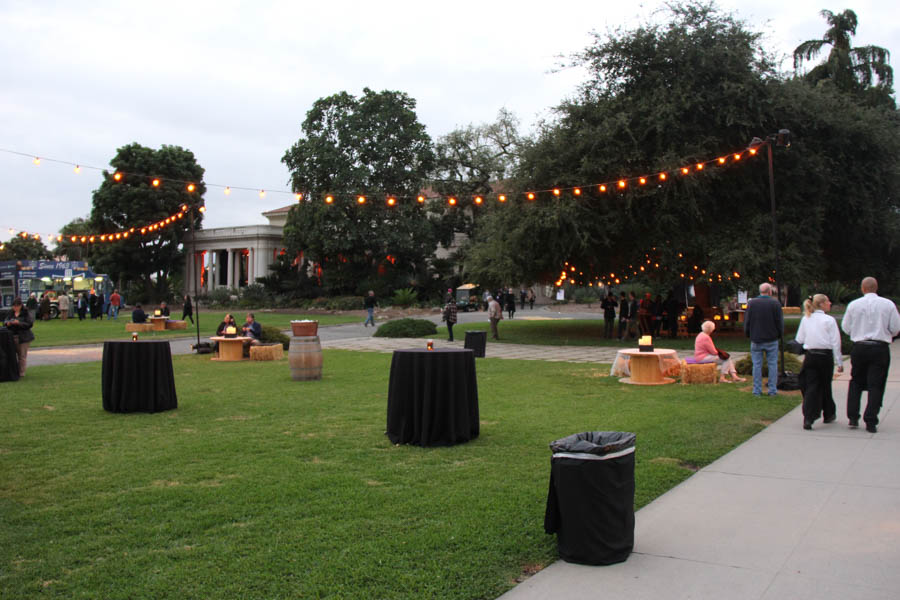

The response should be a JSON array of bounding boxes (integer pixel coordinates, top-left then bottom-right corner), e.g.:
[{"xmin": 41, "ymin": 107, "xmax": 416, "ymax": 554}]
[
  {"xmin": 619, "ymin": 348, "xmax": 677, "ymax": 357},
  {"xmin": 210, "ymin": 336, "xmax": 251, "ymax": 342}
]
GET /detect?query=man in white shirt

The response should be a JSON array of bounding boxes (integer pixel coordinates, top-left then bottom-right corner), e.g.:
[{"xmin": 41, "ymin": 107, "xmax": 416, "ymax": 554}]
[{"xmin": 841, "ymin": 277, "xmax": 900, "ymax": 433}]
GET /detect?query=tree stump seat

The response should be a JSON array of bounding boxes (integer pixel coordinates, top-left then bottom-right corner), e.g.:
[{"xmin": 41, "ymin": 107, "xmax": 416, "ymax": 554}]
[
  {"xmin": 680, "ymin": 360, "xmax": 718, "ymax": 384},
  {"xmin": 250, "ymin": 344, "xmax": 284, "ymax": 361}
]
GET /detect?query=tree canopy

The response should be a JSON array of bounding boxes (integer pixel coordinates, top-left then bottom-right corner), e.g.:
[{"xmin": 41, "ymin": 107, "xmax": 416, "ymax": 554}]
[
  {"xmin": 793, "ymin": 9, "xmax": 894, "ymax": 108},
  {"xmin": 460, "ymin": 2, "xmax": 900, "ymax": 292},
  {"xmin": 281, "ymin": 88, "xmax": 444, "ymax": 295},
  {"xmin": 0, "ymin": 235, "xmax": 51, "ymax": 261},
  {"xmin": 54, "ymin": 143, "xmax": 206, "ymax": 301}
]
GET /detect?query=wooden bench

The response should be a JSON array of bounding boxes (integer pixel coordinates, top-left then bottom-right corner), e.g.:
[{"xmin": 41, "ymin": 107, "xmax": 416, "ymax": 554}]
[
  {"xmin": 125, "ymin": 322, "xmax": 154, "ymax": 332},
  {"xmin": 680, "ymin": 360, "xmax": 718, "ymax": 384},
  {"xmin": 249, "ymin": 344, "xmax": 284, "ymax": 361}
]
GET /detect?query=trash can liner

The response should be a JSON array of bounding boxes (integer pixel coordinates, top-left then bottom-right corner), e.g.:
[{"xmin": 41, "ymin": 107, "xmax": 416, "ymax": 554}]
[
  {"xmin": 549, "ymin": 431, "xmax": 635, "ymax": 456},
  {"xmin": 544, "ymin": 431, "xmax": 636, "ymax": 565}
]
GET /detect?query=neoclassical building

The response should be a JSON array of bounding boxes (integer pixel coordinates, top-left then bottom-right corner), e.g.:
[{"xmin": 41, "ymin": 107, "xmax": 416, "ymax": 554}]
[{"xmin": 183, "ymin": 205, "xmax": 291, "ymax": 296}]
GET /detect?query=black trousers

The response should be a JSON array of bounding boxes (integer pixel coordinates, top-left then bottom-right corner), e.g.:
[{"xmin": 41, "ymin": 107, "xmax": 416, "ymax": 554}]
[
  {"xmin": 800, "ymin": 352, "xmax": 836, "ymax": 422},
  {"xmin": 447, "ymin": 322, "xmax": 454, "ymax": 341},
  {"xmin": 847, "ymin": 343, "xmax": 891, "ymax": 426}
]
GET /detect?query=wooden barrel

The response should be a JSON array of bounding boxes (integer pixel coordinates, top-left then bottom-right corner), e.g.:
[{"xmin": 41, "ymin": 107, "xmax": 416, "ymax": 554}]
[{"xmin": 289, "ymin": 335, "xmax": 322, "ymax": 380}]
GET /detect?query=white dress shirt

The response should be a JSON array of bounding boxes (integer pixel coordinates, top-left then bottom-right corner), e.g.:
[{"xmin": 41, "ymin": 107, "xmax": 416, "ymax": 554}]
[
  {"xmin": 796, "ymin": 310, "xmax": 842, "ymax": 366},
  {"xmin": 841, "ymin": 293, "xmax": 900, "ymax": 343}
]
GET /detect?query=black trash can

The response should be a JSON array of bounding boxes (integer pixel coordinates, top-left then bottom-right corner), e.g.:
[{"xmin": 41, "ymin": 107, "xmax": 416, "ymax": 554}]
[
  {"xmin": 464, "ymin": 330, "xmax": 486, "ymax": 358},
  {"xmin": 544, "ymin": 431, "xmax": 636, "ymax": 565}
]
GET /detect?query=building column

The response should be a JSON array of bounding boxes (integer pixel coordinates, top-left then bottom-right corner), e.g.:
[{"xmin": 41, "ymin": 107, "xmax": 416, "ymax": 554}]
[{"xmin": 226, "ymin": 249, "xmax": 234, "ymax": 289}]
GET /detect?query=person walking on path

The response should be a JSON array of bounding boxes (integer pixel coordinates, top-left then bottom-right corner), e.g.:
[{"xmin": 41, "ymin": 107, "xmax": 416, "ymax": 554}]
[
  {"xmin": 505, "ymin": 288, "xmax": 516, "ymax": 320},
  {"xmin": 487, "ymin": 295, "xmax": 502, "ymax": 340},
  {"xmin": 182, "ymin": 294, "xmax": 193, "ymax": 324},
  {"xmin": 601, "ymin": 293, "xmax": 617, "ymax": 338},
  {"xmin": 57, "ymin": 291, "xmax": 69, "ymax": 320},
  {"xmin": 744, "ymin": 282, "xmax": 784, "ymax": 396},
  {"xmin": 841, "ymin": 276, "xmax": 900, "ymax": 433},
  {"xmin": 442, "ymin": 294, "xmax": 458, "ymax": 341},
  {"xmin": 363, "ymin": 290, "xmax": 376, "ymax": 327},
  {"xmin": 109, "ymin": 289, "xmax": 122, "ymax": 320},
  {"xmin": 3, "ymin": 297, "xmax": 34, "ymax": 377},
  {"xmin": 796, "ymin": 293, "xmax": 843, "ymax": 430},
  {"xmin": 527, "ymin": 288, "xmax": 535, "ymax": 310}
]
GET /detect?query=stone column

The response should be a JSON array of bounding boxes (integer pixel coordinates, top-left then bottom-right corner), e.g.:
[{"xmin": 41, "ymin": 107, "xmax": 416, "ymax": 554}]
[{"xmin": 226, "ymin": 249, "xmax": 234, "ymax": 289}]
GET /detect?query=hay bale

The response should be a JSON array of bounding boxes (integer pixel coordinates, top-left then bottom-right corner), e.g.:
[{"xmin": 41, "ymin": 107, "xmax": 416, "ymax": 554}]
[
  {"xmin": 250, "ymin": 344, "xmax": 284, "ymax": 361},
  {"xmin": 125, "ymin": 322, "xmax": 154, "ymax": 332},
  {"xmin": 165, "ymin": 320, "xmax": 188, "ymax": 330},
  {"xmin": 680, "ymin": 360, "xmax": 718, "ymax": 384}
]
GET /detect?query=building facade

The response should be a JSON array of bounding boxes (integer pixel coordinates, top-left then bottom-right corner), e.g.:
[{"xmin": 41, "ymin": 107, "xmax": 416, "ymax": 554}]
[{"xmin": 183, "ymin": 206, "xmax": 290, "ymax": 297}]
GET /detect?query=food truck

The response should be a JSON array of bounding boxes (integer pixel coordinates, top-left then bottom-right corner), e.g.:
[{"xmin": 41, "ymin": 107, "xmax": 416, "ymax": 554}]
[{"xmin": 0, "ymin": 260, "xmax": 112, "ymax": 319}]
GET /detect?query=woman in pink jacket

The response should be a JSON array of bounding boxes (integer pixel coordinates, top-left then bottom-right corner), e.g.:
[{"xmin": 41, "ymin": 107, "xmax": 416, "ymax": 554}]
[{"xmin": 695, "ymin": 320, "xmax": 745, "ymax": 382}]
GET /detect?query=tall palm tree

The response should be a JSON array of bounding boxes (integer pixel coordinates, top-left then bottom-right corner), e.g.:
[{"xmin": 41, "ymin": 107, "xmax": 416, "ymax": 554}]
[{"xmin": 793, "ymin": 9, "xmax": 893, "ymax": 100}]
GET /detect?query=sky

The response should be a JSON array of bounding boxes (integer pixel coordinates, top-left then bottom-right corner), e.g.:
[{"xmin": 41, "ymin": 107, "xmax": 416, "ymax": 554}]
[{"xmin": 1, "ymin": 0, "xmax": 898, "ymax": 241}]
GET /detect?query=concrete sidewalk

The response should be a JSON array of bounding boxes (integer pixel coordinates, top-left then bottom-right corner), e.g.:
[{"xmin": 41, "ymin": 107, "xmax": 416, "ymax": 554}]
[{"xmin": 499, "ymin": 342, "xmax": 900, "ymax": 600}]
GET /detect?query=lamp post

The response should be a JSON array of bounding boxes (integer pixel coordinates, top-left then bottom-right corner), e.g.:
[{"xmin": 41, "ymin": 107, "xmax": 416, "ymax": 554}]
[
  {"xmin": 188, "ymin": 203, "xmax": 205, "ymax": 352},
  {"xmin": 749, "ymin": 129, "xmax": 791, "ymax": 378}
]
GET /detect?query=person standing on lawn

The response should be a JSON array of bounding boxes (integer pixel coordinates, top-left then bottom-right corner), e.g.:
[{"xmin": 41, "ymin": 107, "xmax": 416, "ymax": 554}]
[
  {"xmin": 109, "ymin": 289, "xmax": 122, "ymax": 320},
  {"xmin": 617, "ymin": 291, "xmax": 630, "ymax": 340},
  {"xmin": 3, "ymin": 297, "xmax": 34, "ymax": 377},
  {"xmin": 796, "ymin": 293, "xmax": 842, "ymax": 430},
  {"xmin": 744, "ymin": 282, "xmax": 784, "ymax": 396},
  {"xmin": 601, "ymin": 293, "xmax": 617, "ymax": 338},
  {"xmin": 182, "ymin": 294, "xmax": 194, "ymax": 324},
  {"xmin": 57, "ymin": 291, "xmax": 69, "ymax": 320},
  {"xmin": 443, "ymin": 293, "xmax": 458, "ymax": 341},
  {"xmin": 363, "ymin": 290, "xmax": 376, "ymax": 327},
  {"xmin": 487, "ymin": 295, "xmax": 502, "ymax": 340},
  {"xmin": 840, "ymin": 277, "xmax": 900, "ymax": 433}
]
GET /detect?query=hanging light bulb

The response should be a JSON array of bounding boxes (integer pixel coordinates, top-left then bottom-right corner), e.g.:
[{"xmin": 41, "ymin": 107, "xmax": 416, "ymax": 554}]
[
  {"xmin": 224, "ymin": 186, "xmax": 231, "ymax": 195},
  {"xmin": 295, "ymin": 193, "xmax": 303, "ymax": 201},
  {"xmin": 498, "ymin": 194, "xmax": 506, "ymax": 202},
  {"xmin": 474, "ymin": 196, "xmax": 483, "ymax": 205},
  {"xmin": 259, "ymin": 190, "xmax": 266, "ymax": 198},
  {"xmin": 659, "ymin": 172, "xmax": 667, "ymax": 181},
  {"xmin": 113, "ymin": 172, "xmax": 123, "ymax": 181},
  {"xmin": 74, "ymin": 165, "xmax": 81, "ymax": 174},
  {"xmin": 33, "ymin": 157, "xmax": 40, "ymax": 165},
  {"xmin": 416, "ymin": 195, "xmax": 425, "ymax": 204},
  {"xmin": 573, "ymin": 188, "xmax": 581, "ymax": 196},
  {"xmin": 325, "ymin": 195, "xmax": 334, "ymax": 204},
  {"xmin": 357, "ymin": 195, "xmax": 366, "ymax": 204},
  {"xmin": 387, "ymin": 197, "xmax": 397, "ymax": 206},
  {"xmin": 526, "ymin": 192, "xmax": 535, "ymax": 200},
  {"xmin": 187, "ymin": 183, "xmax": 196, "ymax": 192}
]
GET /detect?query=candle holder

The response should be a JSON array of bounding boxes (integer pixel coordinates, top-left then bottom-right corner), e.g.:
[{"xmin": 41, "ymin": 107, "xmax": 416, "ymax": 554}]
[
  {"xmin": 426, "ymin": 339, "xmax": 434, "ymax": 351},
  {"xmin": 638, "ymin": 335, "xmax": 653, "ymax": 352},
  {"xmin": 132, "ymin": 332, "xmax": 138, "ymax": 342}
]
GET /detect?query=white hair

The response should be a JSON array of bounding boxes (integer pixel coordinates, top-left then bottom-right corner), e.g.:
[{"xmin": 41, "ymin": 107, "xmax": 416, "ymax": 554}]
[
  {"xmin": 758, "ymin": 283, "xmax": 771, "ymax": 295},
  {"xmin": 701, "ymin": 320, "xmax": 716, "ymax": 334}
]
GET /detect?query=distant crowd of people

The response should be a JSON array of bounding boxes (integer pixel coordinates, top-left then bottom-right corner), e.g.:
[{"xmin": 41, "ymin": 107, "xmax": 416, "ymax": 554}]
[{"xmin": 597, "ymin": 291, "xmax": 684, "ymax": 341}]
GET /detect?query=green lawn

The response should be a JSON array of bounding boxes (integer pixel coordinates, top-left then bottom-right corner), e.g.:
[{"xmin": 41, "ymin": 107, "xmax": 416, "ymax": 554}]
[
  {"xmin": 0, "ymin": 351, "xmax": 798, "ymax": 599},
  {"xmin": 438, "ymin": 318, "xmax": 801, "ymax": 352},
  {"xmin": 28, "ymin": 312, "xmax": 360, "ymax": 348}
]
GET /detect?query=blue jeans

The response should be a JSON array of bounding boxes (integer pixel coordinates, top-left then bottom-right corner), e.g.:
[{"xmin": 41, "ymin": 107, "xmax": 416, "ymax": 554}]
[
  {"xmin": 364, "ymin": 307, "xmax": 374, "ymax": 326},
  {"xmin": 111, "ymin": 305, "xmax": 119, "ymax": 319},
  {"xmin": 751, "ymin": 340, "xmax": 779, "ymax": 395}
]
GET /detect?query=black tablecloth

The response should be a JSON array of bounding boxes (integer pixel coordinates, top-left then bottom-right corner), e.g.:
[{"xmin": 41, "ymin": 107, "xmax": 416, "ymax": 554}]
[
  {"xmin": 102, "ymin": 341, "xmax": 177, "ymax": 413},
  {"xmin": 0, "ymin": 328, "xmax": 20, "ymax": 382},
  {"xmin": 386, "ymin": 348, "xmax": 479, "ymax": 446}
]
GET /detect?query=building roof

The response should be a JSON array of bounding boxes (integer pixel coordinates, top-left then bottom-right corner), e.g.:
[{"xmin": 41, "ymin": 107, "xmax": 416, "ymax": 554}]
[{"xmin": 261, "ymin": 204, "xmax": 294, "ymax": 216}]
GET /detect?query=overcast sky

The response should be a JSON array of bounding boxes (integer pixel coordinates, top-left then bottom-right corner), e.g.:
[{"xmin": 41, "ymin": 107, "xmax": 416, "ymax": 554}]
[{"xmin": 2, "ymin": 0, "xmax": 897, "ymax": 241}]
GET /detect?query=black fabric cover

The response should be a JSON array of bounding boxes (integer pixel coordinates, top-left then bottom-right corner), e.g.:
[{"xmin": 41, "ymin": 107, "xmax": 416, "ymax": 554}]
[
  {"xmin": 463, "ymin": 331, "xmax": 487, "ymax": 358},
  {"xmin": 102, "ymin": 341, "xmax": 178, "ymax": 413},
  {"xmin": 386, "ymin": 348, "xmax": 479, "ymax": 446},
  {"xmin": 0, "ymin": 328, "xmax": 20, "ymax": 382},
  {"xmin": 544, "ymin": 431, "xmax": 636, "ymax": 565}
]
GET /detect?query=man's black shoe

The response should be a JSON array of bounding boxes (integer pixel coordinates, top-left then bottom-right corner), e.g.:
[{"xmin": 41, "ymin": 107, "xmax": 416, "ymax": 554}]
[
  {"xmin": 849, "ymin": 419, "xmax": 859, "ymax": 429},
  {"xmin": 803, "ymin": 421, "xmax": 813, "ymax": 430},
  {"xmin": 866, "ymin": 424, "xmax": 877, "ymax": 433},
  {"xmin": 823, "ymin": 415, "xmax": 836, "ymax": 424}
]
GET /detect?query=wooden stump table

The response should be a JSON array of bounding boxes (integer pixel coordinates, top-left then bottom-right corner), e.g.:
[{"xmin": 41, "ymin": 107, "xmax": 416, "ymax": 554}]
[{"xmin": 617, "ymin": 348, "xmax": 678, "ymax": 385}]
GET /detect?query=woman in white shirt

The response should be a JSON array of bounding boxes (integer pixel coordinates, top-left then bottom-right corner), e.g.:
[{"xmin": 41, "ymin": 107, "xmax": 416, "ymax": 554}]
[{"xmin": 796, "ymin": 294, "xmax": 843, "ymax": 430}]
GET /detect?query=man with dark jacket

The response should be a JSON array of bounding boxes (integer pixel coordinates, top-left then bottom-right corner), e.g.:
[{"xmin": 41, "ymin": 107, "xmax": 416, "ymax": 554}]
[
  {"xmin": 601, "ymin": 293, "xmax": 617, "ymax": 338},
  {"xmin": 744, "ymin": 282, "xmax": 784, "ymax": 396},
  {"xmin": 617, "ymin": 292, "xmax": 629, "ymax": 340}
]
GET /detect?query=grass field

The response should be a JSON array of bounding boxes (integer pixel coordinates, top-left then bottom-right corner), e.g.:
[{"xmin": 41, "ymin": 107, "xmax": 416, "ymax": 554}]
[
  {"xmin": 28, "ymin": 312, "xmax": 360, "ymax": 348},
  {"xmin": 435, "ymin": 318, "xmax": 801, "ymax": 352},
  {"xmin": 0, "ymin": 350, "xmax": 798, "ymax": 599}
]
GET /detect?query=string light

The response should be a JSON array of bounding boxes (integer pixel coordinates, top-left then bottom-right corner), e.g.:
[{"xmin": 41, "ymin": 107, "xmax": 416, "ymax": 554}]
[
  {"xmin": 113, "ymin": 172, "xmax": 122, "ymax": 181},
  {"xmin": 74, "ymin": 165, "xmax": 81, "ymax": 174},
  {"xmin": 224, "ymin": 186, "xmax": 231, "ymax": 195},
  {"xmin": 259, "ymin": 190, "xmax": 266, "ymax": 199},
  {"xmin": 448, "ymin": 197, "xmax": 457, "ymax": 206},
  {"xmin": 152, "ymin": 178, "xmax": 160, "ymax": 187},
  {"xmin": 498, "ymin": 194, "xmax": 506, "ymax": 202},
  {"xmin": 357, "ymin": 195, "xmax": 366, "ymax": 204},
  {"xmin": 573, "ymin": 188, "xmax": 581, "ymax": 196},
  {"xmin": 474, "ymin": 196, "xmax": 483, "ymax": 205},
  {"xmin": 527, "ymin": 192, "xmax": 536, "ymax": 200},
  {"xmin": 387, "ymin": 196, "xmax": 397, "ymax": 206},
  {"xmin": 32, "ymin": 157, "xmax": 40, "ymax": 165}
]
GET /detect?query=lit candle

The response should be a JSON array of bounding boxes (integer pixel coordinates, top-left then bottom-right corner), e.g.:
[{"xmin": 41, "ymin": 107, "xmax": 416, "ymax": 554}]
[
  {"xmin": 426, "ymin": 339, "xmax": 434, "ymax": 351},
  {"xmin": 132, "ymin": 332, "xmax": 138, "ymax": 341}
]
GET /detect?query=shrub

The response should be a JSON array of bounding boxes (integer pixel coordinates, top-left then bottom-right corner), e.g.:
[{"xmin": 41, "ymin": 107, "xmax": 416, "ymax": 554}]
[
  {"xmin": 241, "ymin": 283, "xmax": 271, "ymax": 306},
  {"xmin": 328, "ymin": 296, "xmax": 364, "ymax": 311},
  {"xmin": 392, "ymin": 288, "xmax": 418, "ymax": 308},
  {"xmin": 735, "ymin": 352, "xmax": 802, "ymax": 376},
  {"xmin": 260, "ymin": 325, "xmax": 290, "ymax": 350},
  {"xmin": 573, "ymin": 288, "xmax": 601, "ymax": 305},
  {"xmin": 373, "ymin": 318, "xmax": 437, "ymax": 338},
  {"xmin": 206, "ymin": 287, "xmax": 238, "ymax": 307}
]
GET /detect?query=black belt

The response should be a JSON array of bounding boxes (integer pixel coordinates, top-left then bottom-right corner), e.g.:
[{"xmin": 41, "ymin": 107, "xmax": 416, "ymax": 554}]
[
  {"xmin": 855, "ymin": 340, "xmax": 888, "ymax": 345},
  {"xmin": 806, "ymin": 349, "xmax": 832, "ymax": 355}
]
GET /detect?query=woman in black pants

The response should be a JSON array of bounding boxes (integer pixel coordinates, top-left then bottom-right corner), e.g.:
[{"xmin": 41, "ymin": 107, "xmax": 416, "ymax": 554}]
[{"xmin": 796, "ymin": 294, "xmax": 843, "ymax": 430}]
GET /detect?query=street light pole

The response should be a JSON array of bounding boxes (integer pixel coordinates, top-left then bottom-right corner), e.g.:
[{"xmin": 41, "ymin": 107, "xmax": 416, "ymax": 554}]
[
  {"xmin": 750, "ymin": 129, "xmax": 791, "ymax": 377},
  {"xmin": 189, "ymin": 203, "xmax": 202, "ymax": 351}
]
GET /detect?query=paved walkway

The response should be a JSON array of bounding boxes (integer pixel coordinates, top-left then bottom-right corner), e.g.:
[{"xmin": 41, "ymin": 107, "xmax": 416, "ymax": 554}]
[{"xmin": 499, "ymin": 342, "xmax": 900, "ymax": 600}]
